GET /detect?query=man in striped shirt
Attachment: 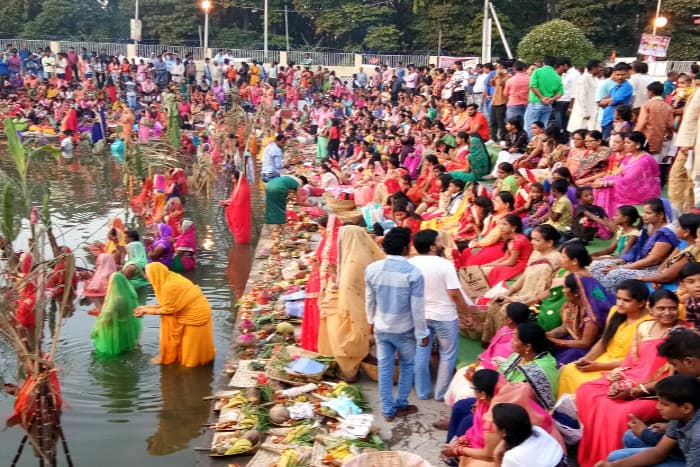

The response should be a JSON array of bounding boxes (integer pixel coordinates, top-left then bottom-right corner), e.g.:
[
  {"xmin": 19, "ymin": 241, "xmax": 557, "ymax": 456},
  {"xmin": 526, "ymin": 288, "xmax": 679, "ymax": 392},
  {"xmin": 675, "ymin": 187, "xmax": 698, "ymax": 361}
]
[{"xmin": 365, "ymin": 227, "xmax": 428, "ymax": 422}]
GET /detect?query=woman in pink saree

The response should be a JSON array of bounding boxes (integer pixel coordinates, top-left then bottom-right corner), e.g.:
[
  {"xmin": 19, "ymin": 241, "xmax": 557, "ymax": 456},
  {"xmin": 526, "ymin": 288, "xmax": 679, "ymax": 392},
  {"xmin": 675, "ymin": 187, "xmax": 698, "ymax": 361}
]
[
  {"xmin": 84, "ymin": 253, "xmax": 118, "ymax": 313},
  {"xmin": 575, "ymin": 289, "xmax": 686, "ymax": 467},
  {"xmin": 440, "ymin": 370, "xmax": 564, "ymax": 467},
  {"xmin": 172, "ymin": 220, "xmax": 197, "ymax": 273},
  {"xmin": 593, "ymin": 132, "xmax": 661, "ymax": 217},
  {"xmin": 300, "ymin": 215, "xmax": 341, "ymax": 352}
]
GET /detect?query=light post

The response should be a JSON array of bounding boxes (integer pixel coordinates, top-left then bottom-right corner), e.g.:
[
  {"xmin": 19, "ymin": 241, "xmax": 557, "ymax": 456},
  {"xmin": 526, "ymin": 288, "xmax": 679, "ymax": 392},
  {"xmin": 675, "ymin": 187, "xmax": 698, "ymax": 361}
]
[
  {"xmin": 652, "ymin": 0, "xmax": 666, "ymax": 35},
  {"xmin": 264, "ymin": 0, "xmax": 269, "ymax": 62},
  {"xmin": 202, "ymin": 0, "xmax": 211, "ymax": 58}
]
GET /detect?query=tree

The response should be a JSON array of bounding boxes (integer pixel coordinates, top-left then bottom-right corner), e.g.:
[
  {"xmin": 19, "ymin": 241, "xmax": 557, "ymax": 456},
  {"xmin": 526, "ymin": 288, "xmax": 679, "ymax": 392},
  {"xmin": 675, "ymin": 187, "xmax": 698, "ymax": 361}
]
[
  {"xmin": 364, "ymin": 25, "xmax": 401, "ymax": 51},
  {"xmin": 517, "ymin": 19, "xmax": 598, "ymax": 65},
  {"xmin": 658, "ymin": 0, "xmax": 700, "ymax": 60}
]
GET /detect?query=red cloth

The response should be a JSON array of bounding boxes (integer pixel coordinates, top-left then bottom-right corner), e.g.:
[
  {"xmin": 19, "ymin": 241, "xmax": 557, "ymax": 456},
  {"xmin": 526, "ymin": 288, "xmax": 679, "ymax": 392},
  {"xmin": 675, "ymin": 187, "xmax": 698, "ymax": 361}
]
[
  {"xmin": 14, "ymin": 253, "xmax": 36, "ymax": 329},
  {"xmin": 486, "ymin": 234, "xmax": 533, "ymax": 285},
  {"xmin": 7, "ymin": 372, "xmax": 63, "ymax": 428},
  {"xmin": 300, "ymin": 216, "xmax": 341, "ymax": 352},
  {"xmin": 461, "ymin": 242, "xmax": 505, "ymax": 266},
  {"xmin": 225, "ymin": 176, "xmax": 252, "ymax": 244},
  {"xmin": 61, "ymin": 108, "xmax": 78, "ymax": 133}
]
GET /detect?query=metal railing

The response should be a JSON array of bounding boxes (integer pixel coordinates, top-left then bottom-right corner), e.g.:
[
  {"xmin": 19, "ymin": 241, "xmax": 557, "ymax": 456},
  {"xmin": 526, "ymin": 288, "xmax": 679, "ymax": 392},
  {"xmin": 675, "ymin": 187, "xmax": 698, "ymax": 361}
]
[
  {"xmin": 209, "ymin": 48, "xmax": 280, "ymax": 63},
  {"xmin": 137, "ymin": 44, "xmax": 205, "ymax": 60},
  {"xmin": 362, "ymin": 54, "xmax": 430, "ymax": 68},
  {"xmin": 666, "ymin": 61, "xmax": 698, "ymax": 74},
  {"xmin": 58, "ymin": 41, "xmax": 128, "ymax": 57},
  {"xmin": 0, "ymin": 38, "xmax": 52, "ymax": 51},
  {"xmin": 287, "ymin": 51, "xmax": 354, "ymax": 67}
]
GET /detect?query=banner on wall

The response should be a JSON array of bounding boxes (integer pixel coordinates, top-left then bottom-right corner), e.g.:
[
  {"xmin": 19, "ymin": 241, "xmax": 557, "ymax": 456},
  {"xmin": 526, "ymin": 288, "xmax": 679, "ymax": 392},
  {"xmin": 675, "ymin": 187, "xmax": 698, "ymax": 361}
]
[
  {"xmin": 439, "ymin": 56, "xmax": 480, "ymax": 68},
  {"xmin": 637, "ymin": 34, "xmax": 671, "ymax": 58}
]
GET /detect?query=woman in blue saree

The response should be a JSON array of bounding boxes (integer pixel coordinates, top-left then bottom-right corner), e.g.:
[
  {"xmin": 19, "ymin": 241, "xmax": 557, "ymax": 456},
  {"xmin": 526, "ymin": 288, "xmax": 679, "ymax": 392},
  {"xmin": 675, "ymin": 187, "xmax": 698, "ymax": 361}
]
[{"xmin": 546, "ymin": 272, "xmax": 614, "ymax": 365}]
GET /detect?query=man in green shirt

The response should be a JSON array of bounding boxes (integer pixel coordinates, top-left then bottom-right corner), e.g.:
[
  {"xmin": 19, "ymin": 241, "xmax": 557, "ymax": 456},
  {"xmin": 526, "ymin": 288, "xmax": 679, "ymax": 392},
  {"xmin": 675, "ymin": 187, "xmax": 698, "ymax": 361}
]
[{"xmin": 524, "ymin": 55, "xmax": 564, "ymax": 137}]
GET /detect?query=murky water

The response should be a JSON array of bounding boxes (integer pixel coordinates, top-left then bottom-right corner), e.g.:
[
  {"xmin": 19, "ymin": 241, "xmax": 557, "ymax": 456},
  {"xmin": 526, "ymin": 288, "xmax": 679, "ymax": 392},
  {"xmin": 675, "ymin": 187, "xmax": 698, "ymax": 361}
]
[{"xmin": 0, "ymin": 151, "xmax": 260, "ymax": 465}]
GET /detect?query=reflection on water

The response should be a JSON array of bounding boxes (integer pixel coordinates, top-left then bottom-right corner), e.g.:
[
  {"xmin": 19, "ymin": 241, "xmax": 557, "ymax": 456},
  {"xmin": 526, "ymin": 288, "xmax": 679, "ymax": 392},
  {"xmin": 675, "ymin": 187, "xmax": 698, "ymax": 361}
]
[
  {"xmin": 0, "ymin": 154, "xmax": 258, "ymax": 465},
  {"xmin": 147, "ymin": 364, "xmax": 214, "ymax": 456}
]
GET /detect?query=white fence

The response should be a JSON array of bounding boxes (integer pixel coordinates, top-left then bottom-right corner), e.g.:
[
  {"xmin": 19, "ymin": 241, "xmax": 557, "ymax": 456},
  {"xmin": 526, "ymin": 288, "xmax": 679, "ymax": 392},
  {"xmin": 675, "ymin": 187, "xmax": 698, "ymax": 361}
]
[
  {"xmin": 666, "ymin": 61, "xmax": 698, "ymax": 74},
  {"xmin": 288, "ymin": 51, "xmax": 355, "ymax": 67},
  {"xmin": 362, "ymin": 54, "xmax": 430, "ymax": 68},
  {"xmin": 58, "ymin": 41, "xmax": 128, "ymax": 57},
  {"xmin": 137, "ymin": 44, "xmax": 205, "ymax": 61},
  {"xmin": 1, "ymin": 38, "xmax": 52, "ymax": 51}
]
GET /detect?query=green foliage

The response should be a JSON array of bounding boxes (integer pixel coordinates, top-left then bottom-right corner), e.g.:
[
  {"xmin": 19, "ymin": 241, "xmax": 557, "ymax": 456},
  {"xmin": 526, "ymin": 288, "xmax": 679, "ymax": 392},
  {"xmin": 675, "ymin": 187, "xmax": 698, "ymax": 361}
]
[
  {"xmin": 662, "ymin": 0, "xmax": 700, "ymax": 60},
  {"xmin": 517, "ymin": 20, "xmax": 598, "ymax": 66},
  {"xmin": 363, "ymin": 26, "xmax": 401, "ymax": 52},
  {"xmin": 2, "ymin": 185, "xmax": 16, "ymax": 242}
]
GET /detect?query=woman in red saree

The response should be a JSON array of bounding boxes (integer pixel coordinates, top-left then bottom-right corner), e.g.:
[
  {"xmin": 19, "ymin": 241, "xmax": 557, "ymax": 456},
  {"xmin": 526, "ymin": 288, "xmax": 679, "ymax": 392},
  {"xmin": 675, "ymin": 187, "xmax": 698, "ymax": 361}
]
[
  {"xmin": 130, "ymin": 177, "xmax": 154, "ymax": 216},
  {"xmin": 300, "ymin": 215, "xmax": 341, "ymax": 352},
  {"xmin": 575, "ymin": 289, "xmax": 686, "ymax": 467},
  {"xmin": 444, "ymin": 132, "xmax": 470, "ymax": 172},
  {"xmin": 164, "ymin": 197, "xmax": 184, "ymax": 237},
  {"xmin": 221, "ymin": 170, "xmax": 251, "ymax": 244},
  {"xmin": 484, "ymin": 214, "xmax": 533, "ymax": 286},
  {"xmin": 461, "ymin": 191, "xmax": 515, "ymax": 267},
  {"xmin": 46, "ymin": 246, "xmax": 77, "ymax": 299}
]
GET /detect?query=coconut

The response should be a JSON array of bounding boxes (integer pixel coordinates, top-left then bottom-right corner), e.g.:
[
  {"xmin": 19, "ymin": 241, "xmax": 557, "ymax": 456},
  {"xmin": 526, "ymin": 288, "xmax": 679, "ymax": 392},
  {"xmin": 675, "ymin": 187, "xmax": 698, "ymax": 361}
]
[
  {"xmin": 238, "ymin": 318, "xmax": 256, "ymax": 333},
  {"xmin": 245, "ymin": 387, "xmax": 262, "ymax": 404},
  {"xmin": 236, "ymin": 332, "xmax": 257, "ymax": 348},
  {"xmin": 276, "ymin": 322, "xmax": 295, "ymax": 336},
  {"xmin": 269, "ymin": 404, "xmax": 290, "ymax": 424},
  {"xmin": 243, "ymin": 429, "xmax": 261, "ymax": 444}
]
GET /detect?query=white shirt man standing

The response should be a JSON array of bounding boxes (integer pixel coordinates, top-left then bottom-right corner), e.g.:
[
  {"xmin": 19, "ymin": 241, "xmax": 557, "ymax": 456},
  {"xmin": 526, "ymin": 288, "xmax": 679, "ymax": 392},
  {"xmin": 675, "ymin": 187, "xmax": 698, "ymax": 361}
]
[
  {"xmin": 409, "ymin": 229, "xmax": 470, "ymax": 402},
  {"xmin": 567, "ymin": 59, "xmax": 602, "ymax": 133}
]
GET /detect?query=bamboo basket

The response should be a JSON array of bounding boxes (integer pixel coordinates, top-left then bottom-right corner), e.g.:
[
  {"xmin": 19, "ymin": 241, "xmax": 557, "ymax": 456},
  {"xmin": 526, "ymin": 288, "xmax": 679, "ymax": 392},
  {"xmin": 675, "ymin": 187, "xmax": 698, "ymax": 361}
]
[
  {"xmin": 336, "ymin": 209, "xmax": 363, "ymax": 225},
  {"xmin": 360, "ymin": 361, "xmax": 399, "ymax": 385},
  {"xmin": 323, "ymin": 192, "xmax": 356, "ymax": 213}
]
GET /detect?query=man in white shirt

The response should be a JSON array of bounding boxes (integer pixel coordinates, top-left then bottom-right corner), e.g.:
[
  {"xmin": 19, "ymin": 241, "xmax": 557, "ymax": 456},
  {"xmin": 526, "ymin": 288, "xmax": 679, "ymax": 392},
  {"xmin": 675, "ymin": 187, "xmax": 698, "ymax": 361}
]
[
  {"xmin": 451, "ymin": 61, "xmax": 467, "ymax": 103},
  {"xmin": 567, "ymin": 59, "xmax": 602, "ymax": 133},
  {"xmin": 41, "ymin": 51, "xmax": 55, "ymax": 78},
  {"xmin": 554, "ymin": 56, "xmax": 580, "ymax": 132},
  {"xmin": 403, "ymin": 64, "xmax": 419, "ymax": 95},
  {"xmin": 629, "ymin": 60, "xmax": 655, "ymax": 111},
  {"xmin": 473, "ymin": 65, "xmax": 487, "ymax": 108},
  {"xmin": 409, "ymin": 229, "xmax": 470, "ymax": 402}
]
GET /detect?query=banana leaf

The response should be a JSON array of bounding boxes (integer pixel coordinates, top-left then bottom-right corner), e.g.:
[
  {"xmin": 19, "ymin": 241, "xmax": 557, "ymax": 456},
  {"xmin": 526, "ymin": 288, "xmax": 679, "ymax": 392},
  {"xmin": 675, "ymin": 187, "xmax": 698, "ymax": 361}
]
[
  {"xmin": 3, "ymin": 117, "xmax": 26, "ymax": 177},
  {"xmin": 1, "ymin": 184, "xmax": 15, "ymax": 241}
]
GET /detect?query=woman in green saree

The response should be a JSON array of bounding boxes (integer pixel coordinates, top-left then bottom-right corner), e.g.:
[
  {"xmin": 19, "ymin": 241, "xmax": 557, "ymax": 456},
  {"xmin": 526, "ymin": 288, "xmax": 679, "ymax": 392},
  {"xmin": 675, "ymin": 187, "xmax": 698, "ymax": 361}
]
[
  {"xmin": 449, "ymin": 134, "xmax": 491, "ymax": 184},
  {"xmin": 91, "ymin": 272, "xmax": 142, "ymax": 359},
  {"xmin": 122, "ymin": 241, "xmax": 150, "ymax": 290}
]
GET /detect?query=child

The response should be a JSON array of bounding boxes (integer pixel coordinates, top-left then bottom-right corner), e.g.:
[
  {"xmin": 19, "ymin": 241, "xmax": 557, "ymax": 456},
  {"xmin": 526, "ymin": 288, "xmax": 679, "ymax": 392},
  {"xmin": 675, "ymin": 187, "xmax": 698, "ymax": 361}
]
[
  {"xmin": 543, "ymin": 179, "xmax": 573, "ymax": 235},
  {"xmin": 420, "ymin": 174, "xmax": 454, "ymax": 218},
  {"xmin": 598, "ymin": 374, "xmax": 700, "ymax": 467},
  {"xmin": 572, "ymin": 186, "xmax": 611, "ymax": 242},
  {"xmin": 668, "ymin": 73, "xmax": 694, "ymax": 129},
  {"xmin": 591, "ymin": 205, "xmax": 641, "ymax": 259},
  {"xmin": 521, "ymin": 182, "xmax": 548, "ymax": 232},
  {"xmin": 60, "ymin": 129, "xmax": 74, "ymax": 161},
  {"xmin": 513, "ymin": 169, "xmax": 534, "ymax": 216},
  {"xmin": 679, "ymin": 262, "xmax": 700, "ymax": 330},
  {"xmin": 492, "ymin": 162, "xmax": 518, "ymax": 195}
]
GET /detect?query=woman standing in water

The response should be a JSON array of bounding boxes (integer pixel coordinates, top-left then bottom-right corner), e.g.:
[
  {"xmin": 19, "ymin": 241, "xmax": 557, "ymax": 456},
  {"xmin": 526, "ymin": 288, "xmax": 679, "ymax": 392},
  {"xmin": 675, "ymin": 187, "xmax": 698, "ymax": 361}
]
[
  {"xmin": 134, "ymin": 263, "xmax": 215, "ymax": 367},
  {"xmin": 91, "ymin": 273, "xmax": 142, "ymax": 359}
]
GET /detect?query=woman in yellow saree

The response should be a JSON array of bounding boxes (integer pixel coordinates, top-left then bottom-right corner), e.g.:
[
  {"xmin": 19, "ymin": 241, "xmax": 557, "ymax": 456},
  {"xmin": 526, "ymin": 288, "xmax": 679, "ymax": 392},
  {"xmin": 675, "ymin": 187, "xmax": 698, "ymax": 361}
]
[
  {"xmin": 134, "ymin": 263, "xmax": 215, "ymax": 367},
  {"xmin": 318, "ymin": 226, "xmax": 385, "ymax": 381},
  {"xmin": 557, "ymin": 279, "xmax": 652, "ymax": 397}
]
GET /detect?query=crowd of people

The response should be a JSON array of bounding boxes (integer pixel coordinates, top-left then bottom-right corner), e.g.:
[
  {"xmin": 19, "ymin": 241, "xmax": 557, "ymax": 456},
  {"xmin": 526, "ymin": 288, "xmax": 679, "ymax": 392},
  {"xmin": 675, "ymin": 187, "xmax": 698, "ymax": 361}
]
[{"xmin": 3, "ymin": 38, "xmax": 700, "ymax": 467}]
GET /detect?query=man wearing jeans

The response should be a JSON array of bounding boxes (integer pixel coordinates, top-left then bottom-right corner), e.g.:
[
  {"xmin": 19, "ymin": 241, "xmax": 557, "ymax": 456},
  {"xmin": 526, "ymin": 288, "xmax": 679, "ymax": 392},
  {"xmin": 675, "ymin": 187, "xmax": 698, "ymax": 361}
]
[
  {"xmin": 365, "ymin": 227, "xmax": 428, "ymax": 422},
  {"xmin": 524, "ymin": 55, "xmax": 563, "ymax": 137},
  {"xmin": 410, "ymin": 230, "xmax": 469, "ymax": 402}
]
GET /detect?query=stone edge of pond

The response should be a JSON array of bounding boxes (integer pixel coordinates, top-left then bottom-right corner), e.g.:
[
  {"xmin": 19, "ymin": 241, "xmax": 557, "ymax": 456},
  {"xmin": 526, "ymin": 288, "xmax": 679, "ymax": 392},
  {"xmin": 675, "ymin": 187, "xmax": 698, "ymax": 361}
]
[{"xmin": 197, "ymin": 224, "xmax": 450, "ymax": 467}]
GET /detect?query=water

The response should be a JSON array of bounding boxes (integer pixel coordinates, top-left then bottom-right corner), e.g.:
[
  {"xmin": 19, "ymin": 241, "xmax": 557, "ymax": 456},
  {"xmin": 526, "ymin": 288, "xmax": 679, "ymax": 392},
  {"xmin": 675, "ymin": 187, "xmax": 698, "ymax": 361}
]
[{"xmin": 0, "ymin": 153, "xmax": 259, "ymax": 465}]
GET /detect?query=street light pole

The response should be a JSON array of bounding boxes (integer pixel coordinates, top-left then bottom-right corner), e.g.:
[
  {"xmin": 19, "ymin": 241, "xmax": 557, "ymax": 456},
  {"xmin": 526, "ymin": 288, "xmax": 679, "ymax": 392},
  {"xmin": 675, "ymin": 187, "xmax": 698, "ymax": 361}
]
[
  {"xmin": 652, "ymin": 0, "xmax": 662, "ymax": 35},
  {"xmin": 202, "ymin": 0, "xmax": 211, "ymax": 59},
  {"xmin": 264, "ymin": 0, "xmax": 269, "ymax": 61},
  {"xmin": 134, "ymin": 0, "xmax": 139, "ymax": 47}
]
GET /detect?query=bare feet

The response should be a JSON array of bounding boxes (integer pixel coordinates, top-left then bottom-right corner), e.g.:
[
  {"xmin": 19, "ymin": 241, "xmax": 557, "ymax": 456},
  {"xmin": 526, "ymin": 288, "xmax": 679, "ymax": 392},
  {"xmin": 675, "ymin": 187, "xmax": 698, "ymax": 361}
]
[{"xmin": 150, "ymin": 357, "xmax": 162, "ymax": 364}]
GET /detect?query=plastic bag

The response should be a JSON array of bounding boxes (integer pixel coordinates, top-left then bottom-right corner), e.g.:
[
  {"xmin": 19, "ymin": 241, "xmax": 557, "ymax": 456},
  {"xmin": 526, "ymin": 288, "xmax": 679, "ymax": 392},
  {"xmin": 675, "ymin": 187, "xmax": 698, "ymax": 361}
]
[{"xmin": 552, "ymin": 393, "xmax": 582, "ymax": 445}]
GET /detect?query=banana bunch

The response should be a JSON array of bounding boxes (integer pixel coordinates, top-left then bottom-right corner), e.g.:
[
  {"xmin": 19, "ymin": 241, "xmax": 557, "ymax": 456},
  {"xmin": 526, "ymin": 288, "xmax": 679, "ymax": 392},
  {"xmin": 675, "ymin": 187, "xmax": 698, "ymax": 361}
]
[
  {"xmin": 237, "ymin": 414, "xmax": 258, "ymax": 428},
  {"xmin": 223, "ymin": 438, "xmax": 253, "ymax": 455},
  {"xmin": 294, "ymin": 395, "xmax": 308, "ymax": 403},
  {"xmin": 327, "ymin": 444, "xmax": 352, "ymax": 460},
  {"xmin": 283, "ymin": 425, "xmax": 309, "ymax": 443},
  {"xmin": 330, "ymin": 382, "xmax": 349, "ymax": 397},
  {"xmin": 223, "ymin": 394, "xmax": 249, "ymax": 408},
  {"xmin": 277, "ymin": 448, "xmax": 299, "ymax": 467}
]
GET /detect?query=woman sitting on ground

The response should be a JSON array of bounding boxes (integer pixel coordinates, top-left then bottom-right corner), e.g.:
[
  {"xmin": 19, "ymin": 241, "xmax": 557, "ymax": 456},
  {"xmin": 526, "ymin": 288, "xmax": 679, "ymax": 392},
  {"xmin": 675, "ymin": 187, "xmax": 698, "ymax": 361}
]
[
  {"xmin": 557, "ymin": 279, "xmax": 653, "ymax": 397},
  {"xmin": 439, "ymin": 368, "xmax": 563, "ymax": 467},
  {"xmin": 491, "ymin": 403, "xmax": 565, "ymax": 467},
  {"xmin": 482, "ymin": 214, "xmax": 533, "ymax": 287},
  {"xmin": 460, "ymin": 191, "xmax": 515, "ymax": 267},
  {"xmin": 546, "ymin": 272, "xmax": 614, "ymax": 365}
]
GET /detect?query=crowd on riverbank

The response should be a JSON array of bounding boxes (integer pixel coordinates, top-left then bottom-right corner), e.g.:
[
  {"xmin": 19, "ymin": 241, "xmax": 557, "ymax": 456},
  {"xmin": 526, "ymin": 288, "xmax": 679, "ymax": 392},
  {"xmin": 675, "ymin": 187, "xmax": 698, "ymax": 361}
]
[{"xmin": 3, "ymin": 39, "xmax": 700, "ymax": 467}]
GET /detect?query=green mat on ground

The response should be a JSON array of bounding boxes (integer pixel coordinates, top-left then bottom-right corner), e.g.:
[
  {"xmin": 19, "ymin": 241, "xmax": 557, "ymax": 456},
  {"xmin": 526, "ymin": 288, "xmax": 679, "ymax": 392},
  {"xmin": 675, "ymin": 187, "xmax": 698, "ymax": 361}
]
[{"xmin": 457, "ymin": 336, "xmax": 483, "ymax": 367}]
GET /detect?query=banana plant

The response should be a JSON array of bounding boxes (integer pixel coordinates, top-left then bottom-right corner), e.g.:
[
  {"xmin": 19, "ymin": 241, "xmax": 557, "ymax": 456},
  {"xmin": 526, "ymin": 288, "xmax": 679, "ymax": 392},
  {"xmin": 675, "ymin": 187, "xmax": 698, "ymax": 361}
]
[{"xmin": 1, "ymin": 118, "xmax": 59, "ymax": 257}]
